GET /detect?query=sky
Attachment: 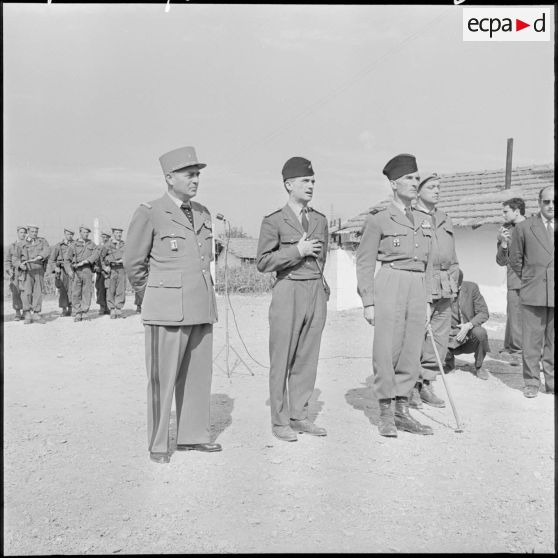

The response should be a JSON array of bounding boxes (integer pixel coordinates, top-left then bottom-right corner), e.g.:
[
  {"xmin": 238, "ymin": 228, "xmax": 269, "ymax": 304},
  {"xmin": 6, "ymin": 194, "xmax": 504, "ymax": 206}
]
[{"xmin": 3, "ymin": 3, "xmax": 554, "ymax": 241}]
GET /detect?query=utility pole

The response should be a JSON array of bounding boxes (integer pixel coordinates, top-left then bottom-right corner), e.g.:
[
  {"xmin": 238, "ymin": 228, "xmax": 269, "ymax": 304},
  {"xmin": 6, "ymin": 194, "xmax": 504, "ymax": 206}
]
[{"xmin": 504, "ymin": 138, "xmax": 513, "ymax": 189}]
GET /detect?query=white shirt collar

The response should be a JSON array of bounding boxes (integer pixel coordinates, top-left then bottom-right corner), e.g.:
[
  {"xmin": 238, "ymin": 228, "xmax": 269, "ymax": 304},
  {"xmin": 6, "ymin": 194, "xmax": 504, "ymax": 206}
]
[
  {"xmin": 541, "ymin": 214, "xmax": 554, "ymax": 228},
  {"xmin": 167, "ymin": 190, "xmax": 188, "ymax": 208}
]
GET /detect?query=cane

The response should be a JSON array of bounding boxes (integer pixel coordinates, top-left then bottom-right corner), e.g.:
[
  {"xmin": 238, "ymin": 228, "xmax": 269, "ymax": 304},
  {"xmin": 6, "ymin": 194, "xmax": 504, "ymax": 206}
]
[{"xmin": 426, "ymin": 322, "xmax": 464, "ymax": 433}]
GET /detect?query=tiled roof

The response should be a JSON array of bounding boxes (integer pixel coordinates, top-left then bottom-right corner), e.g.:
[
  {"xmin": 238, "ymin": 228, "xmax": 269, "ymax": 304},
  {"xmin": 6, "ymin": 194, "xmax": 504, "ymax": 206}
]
[{"xmin": 334, "ymin": 164, "xmax": 553, "ymax": 238}]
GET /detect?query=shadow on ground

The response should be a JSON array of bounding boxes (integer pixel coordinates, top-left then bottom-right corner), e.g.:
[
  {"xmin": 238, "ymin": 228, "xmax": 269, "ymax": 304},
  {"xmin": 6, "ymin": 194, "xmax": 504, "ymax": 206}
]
[
  {"xmin": 167, "ymin": 393, "xmax": 234, "ymax": 449},
  {"xmin": 264, "ymin": 388, "xmax": 325, "ymax": 423}
]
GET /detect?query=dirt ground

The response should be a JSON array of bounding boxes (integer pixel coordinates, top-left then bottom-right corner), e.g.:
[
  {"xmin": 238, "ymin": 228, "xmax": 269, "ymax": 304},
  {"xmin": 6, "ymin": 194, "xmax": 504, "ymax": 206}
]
[{"xmin": 3, "ymin": 293, "xmax": 555, "ymax": 554}]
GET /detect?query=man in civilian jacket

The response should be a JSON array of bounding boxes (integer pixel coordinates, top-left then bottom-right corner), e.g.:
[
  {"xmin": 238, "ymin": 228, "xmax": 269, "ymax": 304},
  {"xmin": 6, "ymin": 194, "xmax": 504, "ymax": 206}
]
[
  {"xmin": 509, "ymin": 186, "xmax": 554, "ymax": 398},
  {"xmin": 445, "ymin": 270, "xmax": 490, "ymax": 379}
]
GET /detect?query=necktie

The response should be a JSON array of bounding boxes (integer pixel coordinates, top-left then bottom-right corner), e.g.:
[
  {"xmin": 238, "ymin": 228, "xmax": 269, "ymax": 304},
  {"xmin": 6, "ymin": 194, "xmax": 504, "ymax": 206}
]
[
  {"xmin": 301, "ymin": 209, "xmax": 309, "ymax": 233},
  {"xmin": 546, "ymin": 220, "xmax": 554, "ymax": 246},
  {"xmin": 405, "ymin": 207, "xmax": 414, "ymax": 226},
  {"xmin": 181, "ymin": 203, "xmax": 195, "ymax": 228}
]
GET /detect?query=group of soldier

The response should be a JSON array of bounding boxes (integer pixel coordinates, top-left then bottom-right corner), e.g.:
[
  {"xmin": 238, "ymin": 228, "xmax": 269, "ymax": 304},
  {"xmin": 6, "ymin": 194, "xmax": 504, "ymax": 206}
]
[{"xmin": 4, "ymin": 224, "xmax": 142, "ymax": 324}]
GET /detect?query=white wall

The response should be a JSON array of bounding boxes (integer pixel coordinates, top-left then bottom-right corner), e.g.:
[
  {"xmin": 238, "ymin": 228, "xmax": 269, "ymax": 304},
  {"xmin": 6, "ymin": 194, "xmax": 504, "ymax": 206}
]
[{"xmin": 326, "ymin": 224, "xmax": 508, "ymax": 314}]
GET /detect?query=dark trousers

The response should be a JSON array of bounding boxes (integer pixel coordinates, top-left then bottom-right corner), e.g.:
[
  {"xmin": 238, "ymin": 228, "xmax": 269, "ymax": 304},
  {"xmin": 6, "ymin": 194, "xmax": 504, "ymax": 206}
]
[
  {"xmin": 268, "ymin": 279, "xmax": 327, "ymax": 427},
  {"xmin": 135, "ymin": 287, "xmax": 145, "ymax": 307},
  {"xmin": 521, "ymin": 305, "xmax": 554, "ymax": 392},
  {"xmin": 420, "ymin": 297, "xmax": 452, "ymax": 381},
  {"xmin": 446, "ymin": 326, "xmax": 490, "ymax": 370},
  {"xmin": 9, "ymin": 278, "xmax": 23, "ymax": 311},
  {"xmin": 22, "ymin": 268, "xmax": 44, "ymax": 313},
  {"xmin": 504, "ymin": 289, "xmax": 522, "ymax": 352},
  {"xmin": 55, "ymin": 269, "xmax": 72, "ymax": 309},
  {"xmin": 107, "ymin": 267, "xmax": 126, "ymax": 310},
  {"xmin": 145, "ymin": 324, "xmax": 213, "ymax": 453},
  {"xmin": 95, "ymin": 272, "xmax": 107, "ymax": 310},
  {"xmin": 72, "ymin": 266, "xmax": 93, "ymax": 313}
]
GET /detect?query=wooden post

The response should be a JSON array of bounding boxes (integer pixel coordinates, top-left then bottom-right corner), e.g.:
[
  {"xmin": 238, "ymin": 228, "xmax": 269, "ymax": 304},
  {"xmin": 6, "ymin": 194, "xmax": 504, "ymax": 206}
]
[{"xmin": 505, "ymin": 138, "xmax": 513, "ymax": 189}]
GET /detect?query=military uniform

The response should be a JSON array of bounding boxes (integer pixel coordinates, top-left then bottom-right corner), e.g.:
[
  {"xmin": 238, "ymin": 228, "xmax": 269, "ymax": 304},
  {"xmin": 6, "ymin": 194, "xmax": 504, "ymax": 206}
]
[
  {"xmin": 4, "ymin": 227, "xmax": 27, "ymax": 319},
  {"xmin": 356, "ymin": 153, "xmax": 434, "ymax": 437},
  {"xmin": 50, "ymin": 232, "xmax": 75, "ymax": 315},
  {"xmin": 95, "ymin": 234, "xmax": 111, "ymax": 314},
  {"xmin": 124, "ymin": 146, "xmax": 219, "ymax": 461},
  {"xmin": 105, "ymin": 234, "xmax": 127, "ymax": 317},
  {"xmin": 256, "ymin": 157, "xmax": 329, "ymax": 440},
  {"xmin": 413, "ymin": 193, "xmax": 459, "ymax": 407},
  {"xmin": 14, "ymin": 230, "xmax": 50, "ymax": 322},
  {"xmin": 65, "ymin": 231, "xmax": 100, "ymax": 320}
]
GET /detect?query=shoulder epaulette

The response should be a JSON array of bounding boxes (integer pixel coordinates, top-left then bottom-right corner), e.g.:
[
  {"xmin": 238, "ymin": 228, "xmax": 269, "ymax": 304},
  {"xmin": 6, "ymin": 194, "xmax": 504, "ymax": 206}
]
[
  {"xmin": 310, "ymin": 208, "xmax": 326, "ymax": 218},
  {"xmin": 369, "ymin": 207, "xmax": 386, "ymax": 215},
  {"xmin": 265, "ymin": 208, "xmax": 282, "ymax": 218},
  {"xmin": 140, "ymin": 202, "xmax": 152, "ymax": 209}
]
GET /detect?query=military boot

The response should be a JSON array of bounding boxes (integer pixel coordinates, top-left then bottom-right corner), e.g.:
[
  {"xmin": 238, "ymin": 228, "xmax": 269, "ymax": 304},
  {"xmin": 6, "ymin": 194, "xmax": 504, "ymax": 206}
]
[
  {"xmin": 110, "ymin": 309, "xmax": 117, "ymax": 319},
  {"xmin": 33, "ymin": 313, "xmax": 46, "ymax": 324},
  {"xmin": 394, "ymin": 397, "xmax": 433, "ymax": 435},
  {"xmin": 419, "ymin": 380, "xmax": 445, "ymax": 408},
  {"xmin": 409, "ymin": 383, "xmax": 423, "ymax": 409},
  {"xmin": 14, "ymin": 309, "xmax": 22, "ymax": 321},
  {"xmin": 23, "ymin": 312, "xmax": 33, "ymax": 324},
  {"xmin": 378, "ymin": 399, "xmax": 397, "ymax": 437},
  {"xmin": 74, "ymin": 312, "xmax": 82, "ymax": 322}
]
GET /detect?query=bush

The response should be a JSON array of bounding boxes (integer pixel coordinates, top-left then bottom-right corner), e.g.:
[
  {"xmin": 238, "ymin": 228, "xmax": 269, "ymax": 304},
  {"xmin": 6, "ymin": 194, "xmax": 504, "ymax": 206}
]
[{"xmin": 214, "ymin": 263, "xmax": 274, "ymax": 294}]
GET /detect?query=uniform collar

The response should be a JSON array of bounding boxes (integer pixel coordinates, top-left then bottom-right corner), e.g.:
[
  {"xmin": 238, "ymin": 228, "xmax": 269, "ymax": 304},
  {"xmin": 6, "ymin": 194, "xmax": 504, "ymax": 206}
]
[{"xmin": 166, "ymin": 190, "xmax": 191, "ymax": 209}]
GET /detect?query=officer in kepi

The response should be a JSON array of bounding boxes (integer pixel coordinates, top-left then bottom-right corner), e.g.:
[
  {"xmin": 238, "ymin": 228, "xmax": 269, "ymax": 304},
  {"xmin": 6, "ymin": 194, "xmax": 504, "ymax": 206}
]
[
  {"xmin": 124, "ymin": 146, "xmax": 221, "ymax": 464},
  {"xmin": 356, "ymin": 153, "xmax": 434, "ymax": 438},
  {"xmin": 15, "ymin": 224, "xmax": 51, "ymax": 324},
  {"xmin": 104, "ymin": 227, "xmax": 126, "ymax": 319},
  {"xmin": 65, "ymin": 225, "xmax": 100, "ymax": 322},
  {"xmin": 256, "ymin": 157, "xmax": 329, "ymax": 443}
]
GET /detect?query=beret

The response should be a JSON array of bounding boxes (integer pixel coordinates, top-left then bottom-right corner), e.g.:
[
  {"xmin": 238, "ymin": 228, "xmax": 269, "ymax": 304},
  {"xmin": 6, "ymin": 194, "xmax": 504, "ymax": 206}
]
[
  {"xmin": 111, "ymin": 227, "xmax": 123, "ymax": 231},
  {"xmin": 79, "ymin": 225, "xmax": 92, "ymax": 233},
  {"xmin": 418, "ymin": 173, "xmax": 439, "ymax": 191},
  {"xmin": 26, "ymin": 224, "xmax": 39, "ymax": 230},
  {"xmin": 382, "ymin": 154, "xmax": 418, "ymax": 181},
  {"xmin": 64, "ymin": 228, "xmax": 75, "ymax": 234},
  {"xmin": 282, "ymin": 157, "xmax": 314, "ymax": 181},
  {"xmin": 17, "ymin": 225, "xmax": 28, "ymax": 232}
]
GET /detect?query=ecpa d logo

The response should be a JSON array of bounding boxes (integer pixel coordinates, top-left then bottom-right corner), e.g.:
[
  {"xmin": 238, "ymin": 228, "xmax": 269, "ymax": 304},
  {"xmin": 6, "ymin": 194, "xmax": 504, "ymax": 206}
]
[{"xmin": 463, "ymin": 7, "xmax": 551, "ymax": 42}]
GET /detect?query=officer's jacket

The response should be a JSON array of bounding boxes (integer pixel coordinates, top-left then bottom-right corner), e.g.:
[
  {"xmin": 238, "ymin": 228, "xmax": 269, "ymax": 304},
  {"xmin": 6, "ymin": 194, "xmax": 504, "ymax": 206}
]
[
  {"xmin": 356, "ymin": 202, "xmax": 433, "ymax": 306},
  {"xmin": 509, "ymin": 214, "xmax": 554, "ymax": 307},
  {"xmin": 414, "ymin": 206, "xmax": 459, "ymax": 300},
  {"xmin": 50, "ymin": 240, "xmax": 73, "ymax": 273},
  {"xmin": 496, "ymin": 223, "xmax": 522, "ymax": 291},
  {"xmin": 256, "ymin": 205, "xmax": 328, "ymax": 281},
  {"xmin": 105, "ymin": 240, "xmax": 126, "ymax": 266},
  {"xmin": 124, "ymin": 193, "xmax": 217, "ymax": 326},
  {"xmin": 13, "ymin": 237, "xmax": 50, "ymax": 271},
  {"xmin": 65, "ymin": 239, "xmax": 100, "ymax": 269}
]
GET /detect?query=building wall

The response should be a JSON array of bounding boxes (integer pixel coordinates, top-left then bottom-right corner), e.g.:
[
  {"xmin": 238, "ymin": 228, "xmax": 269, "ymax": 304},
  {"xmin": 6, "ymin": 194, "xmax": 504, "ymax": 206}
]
[{"xmin": 326, "ymin": 223, "xmax": 508, "ymax": 314}]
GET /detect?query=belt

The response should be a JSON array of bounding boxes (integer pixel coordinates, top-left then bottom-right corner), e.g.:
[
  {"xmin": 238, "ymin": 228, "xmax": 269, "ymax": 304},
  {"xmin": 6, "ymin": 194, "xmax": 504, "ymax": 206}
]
[{"xmin": 381, "ymin": 262, "xmax": 425, "ymax": 272}]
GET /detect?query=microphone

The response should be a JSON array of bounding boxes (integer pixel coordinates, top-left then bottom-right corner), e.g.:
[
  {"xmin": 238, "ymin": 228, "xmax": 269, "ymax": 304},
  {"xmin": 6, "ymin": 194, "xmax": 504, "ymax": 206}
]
[{"xmin": 216, "ymin": 213, "xmax": 227, "ymax": 222}]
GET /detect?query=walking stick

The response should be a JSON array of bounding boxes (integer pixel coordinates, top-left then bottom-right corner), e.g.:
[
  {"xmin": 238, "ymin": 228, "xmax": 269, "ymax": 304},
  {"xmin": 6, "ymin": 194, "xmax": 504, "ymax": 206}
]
[{"xmin": 426, "ymin": 322, "xmax": 464, "ymax": 433}]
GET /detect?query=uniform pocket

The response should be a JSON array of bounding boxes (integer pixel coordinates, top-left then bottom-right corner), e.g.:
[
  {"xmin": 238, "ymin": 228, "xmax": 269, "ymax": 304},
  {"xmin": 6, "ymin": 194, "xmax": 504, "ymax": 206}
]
[
  {"xmin": 142, "ymin": 271, "xmax": 183, "ymax": 321},
  {"xmin": 159, "ymin": 230, "xmax": 188, "ymax": 258}
]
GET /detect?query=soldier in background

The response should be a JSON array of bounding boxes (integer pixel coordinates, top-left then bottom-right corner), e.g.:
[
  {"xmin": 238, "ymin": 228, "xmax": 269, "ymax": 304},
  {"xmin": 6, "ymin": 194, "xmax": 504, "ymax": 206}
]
[
  {"xmin": 496, "ymin": 197, "xmax": 526, "ymax": 355},
  {"xmin": 15, "ymin": 225, "xmax": 50, "ymax": 324},
  {"xmin": 410, "ymin": 173, "xmax": 459, "ymax": 409},
  {"xmin": 105, "ymin": 227, "xmax": 126, "ymax": 319},
  {"xmin": 4, "ymin": 225, "xmax": 28, "ymax": 321},
  {"xmin": 50, "ymin": 227, "xmax": 75, "ymax": 317},
  {"xmin": 356, "ymin": 154, "xmax": 434, "ymax": 438},
  {"xmin": 65, "ymin": 225, "xmax": 100, "ymax": 322},
  {"xmin": 95, "ymin": 231, "xmax": 111, "ymax": 315}
]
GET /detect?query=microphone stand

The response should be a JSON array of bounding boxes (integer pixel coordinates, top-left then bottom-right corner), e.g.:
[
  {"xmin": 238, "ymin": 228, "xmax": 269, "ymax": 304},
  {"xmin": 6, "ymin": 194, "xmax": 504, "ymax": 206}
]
[{"xmin": 213, "ymin": 216, "xmax": 253, "ymax": 379}]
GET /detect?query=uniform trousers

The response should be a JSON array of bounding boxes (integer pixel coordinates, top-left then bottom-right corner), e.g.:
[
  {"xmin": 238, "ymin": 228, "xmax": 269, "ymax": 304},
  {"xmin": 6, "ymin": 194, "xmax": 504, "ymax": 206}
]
[
  {"xmin": 72, "ymin": 266, "xmax": 94, "ymax": 313},
  {"xmin": 145, "ymin": 323, "xmax": 213, "ymax": 454},
  {"xmin": 372, "ymin": 267, "xmax": 426, "ymax": 400},
  {"xmin": 268, "ymin": 278, "xmax": 327, "ymax": 427},
  {"xmin": 95, "ymin": 272, "xmax": 108, "ymax": 311},
  {"xmin": 22, "ymin": 268, "xmax": 45, "ymax": 313},
  {"xmin": 107, "ymin": 267, "xmax": 126, "ymax": 310},
  {"xmin": 55, "ymin": 269, "xmax": 72, "ymax": 309},
  {"xmin": 135, "ymin": 287, "xmax": 145, "ymax": 307},
  {"xmin": 419, "ymin": 297, "xmax": 452, "ymax": 381},
  {"xmin": 446, "ymin": 326, "xmax": 490, "ymax": 370},
  {"xmin": 521, "ymin": 305, "xmax": 554, "ymax": 392},
  {"xmin": 9, "ymin": 275, "xmax": 23, "ymax": 311},
  {"xmin": 504, "ymin": 289, "xmax": 523, "ymax": 352}
]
